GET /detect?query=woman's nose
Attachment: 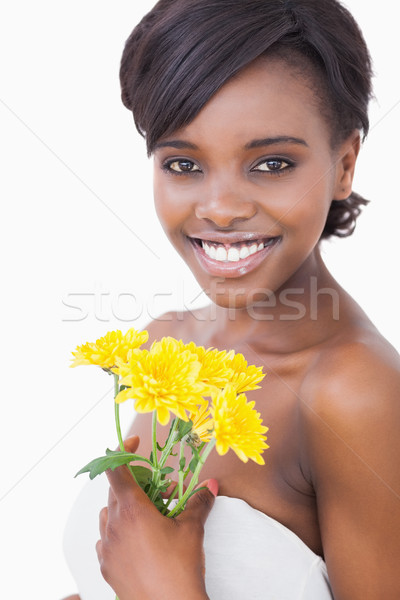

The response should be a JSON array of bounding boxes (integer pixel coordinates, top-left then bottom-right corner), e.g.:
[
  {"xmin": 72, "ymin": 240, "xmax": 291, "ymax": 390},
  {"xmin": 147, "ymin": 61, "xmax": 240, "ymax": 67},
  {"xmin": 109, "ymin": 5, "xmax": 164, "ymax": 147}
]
[{"xmin": 194, "ymin": 177, "xmax": 256, "ymax": 228}]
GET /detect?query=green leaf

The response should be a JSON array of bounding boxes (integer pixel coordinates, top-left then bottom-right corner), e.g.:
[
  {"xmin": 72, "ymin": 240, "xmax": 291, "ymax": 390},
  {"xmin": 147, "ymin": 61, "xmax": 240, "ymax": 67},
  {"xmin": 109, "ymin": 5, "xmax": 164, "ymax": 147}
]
[
  {"xmin": 119, "ymin": 384, "xmax": 130, "ymax": 391},
  {"xmin": 158, "ymin": 480, "xmax": 171, "ymax": 492},
  {"xmin": 153, "ymin": 494, "xmax": 166, "ymax": 512},
  {"xmin": 157, "ymin": 442, "xmax": 165, "ymax": 452},
  {"xmin": 130, "ymin": 465, "xmax": 153, "ymax": 489},
  {"xmin": 189, "ymin": 455, "xmax": 199, "ymax": 474},
  {"xmin": 160, "ymin": 466, "xmax": 174, "ymax": 476},
  {"xmin": 190, "ymin": 445, "xmax": 201, "ymax": 462},
  {"xmin": 167, "ymin": 418, "xmax": 178, "ymax": 438},
  {"xmin": 75, "ymin": 449, "xmax": 151, "ymax": 480},
  {"xmin": 179, "ymin": 456, "xmax": 186, "ymax": 471},
  {"xmin": 177, "ymin": 419, "xmax": 193, "ymax": 441}
]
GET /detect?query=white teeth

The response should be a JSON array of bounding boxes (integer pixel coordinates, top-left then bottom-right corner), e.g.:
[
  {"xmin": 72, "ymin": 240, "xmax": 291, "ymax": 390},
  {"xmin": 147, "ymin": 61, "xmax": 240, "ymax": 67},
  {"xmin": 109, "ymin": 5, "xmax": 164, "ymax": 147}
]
[
  {"xmin": 227, "ymin": 247, "xmax": 240, "ymax": 262},
  {"xmin": 201, "ymin": 238, "xmax": 272, "ymax": 262},
  {"xmin": 216, "ymin": 246, "xmax": 228, "ymax": 261},
  {"xmin": 239, "ymin": 245, "xmax": 250, "ymax": 259}
]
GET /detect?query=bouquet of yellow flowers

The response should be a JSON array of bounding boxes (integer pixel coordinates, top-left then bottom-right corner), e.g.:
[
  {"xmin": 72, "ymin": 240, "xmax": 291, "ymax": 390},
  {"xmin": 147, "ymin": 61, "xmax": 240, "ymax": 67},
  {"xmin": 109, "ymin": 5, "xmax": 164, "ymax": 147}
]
[{"xmin": 71, "ymin": 327, "xmax": 268, "ymax": 518}]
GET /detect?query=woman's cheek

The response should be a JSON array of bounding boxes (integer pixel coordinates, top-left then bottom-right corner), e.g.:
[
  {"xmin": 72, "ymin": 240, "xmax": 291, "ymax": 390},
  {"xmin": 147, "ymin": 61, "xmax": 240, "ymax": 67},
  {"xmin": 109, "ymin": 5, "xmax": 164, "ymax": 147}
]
[{"xmin": 275, "ymin": 177, "xmax": 333, "ymax": 239}]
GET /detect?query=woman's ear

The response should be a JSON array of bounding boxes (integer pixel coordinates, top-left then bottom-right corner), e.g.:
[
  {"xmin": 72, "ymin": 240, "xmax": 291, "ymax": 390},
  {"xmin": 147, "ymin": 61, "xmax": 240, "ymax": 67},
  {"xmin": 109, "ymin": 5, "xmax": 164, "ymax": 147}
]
[{"xmin": 333, "ymin": 131, "xmax": 361, "ymax": 200}]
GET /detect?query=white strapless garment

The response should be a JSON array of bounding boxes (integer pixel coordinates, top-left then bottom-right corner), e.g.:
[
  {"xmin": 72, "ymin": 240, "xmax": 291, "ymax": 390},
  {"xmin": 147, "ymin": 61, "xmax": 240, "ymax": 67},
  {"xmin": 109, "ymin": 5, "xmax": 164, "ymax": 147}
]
[{"xmin": 63, "ymin": 474, "xmax": 333, "ymax": 599}]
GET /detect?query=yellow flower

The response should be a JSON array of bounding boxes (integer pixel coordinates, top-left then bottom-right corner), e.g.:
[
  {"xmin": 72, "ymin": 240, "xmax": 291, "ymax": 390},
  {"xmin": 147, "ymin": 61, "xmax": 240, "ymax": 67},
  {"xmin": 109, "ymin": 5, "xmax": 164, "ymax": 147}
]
[
  {"xmin": 211, "ymin": 383, "xmax": 269, "ymax": 465},
  {"xmin": 179, "ymin": 341, "xmax": 235, "ymax": 394},
  {"xmin": 114, "ymin": 337, "xmax": 206, "ymax": 426},
  {"xmin": 188, "ymin": 403, "xmax": 214, "ymax": 445},
  {"xmin": 226, "ymin": 352, "xmax": 265, "ymax": 393},
  {"xmin": 70, "ymin": 328, "xmax": 149, "ymax": 369}
]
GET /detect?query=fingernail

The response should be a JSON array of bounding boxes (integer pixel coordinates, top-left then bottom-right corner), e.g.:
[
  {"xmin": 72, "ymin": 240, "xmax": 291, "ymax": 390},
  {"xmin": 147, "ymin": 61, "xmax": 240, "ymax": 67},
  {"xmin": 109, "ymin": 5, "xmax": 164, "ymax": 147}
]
[{"xmin": 205, "ymin": 478, "xmax": 218, "ymax": 497}]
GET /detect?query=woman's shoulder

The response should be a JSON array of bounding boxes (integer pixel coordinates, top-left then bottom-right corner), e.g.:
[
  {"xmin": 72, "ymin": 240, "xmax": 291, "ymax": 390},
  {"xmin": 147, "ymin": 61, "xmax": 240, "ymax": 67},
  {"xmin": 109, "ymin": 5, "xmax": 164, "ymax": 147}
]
[
  {"xmin": 301, "ymin": 322, "xmax": 400, "ymax": 414},
  {"xmin": 297, "ymin": 327, "xmax": 400, "ymax": 597},
  {"xmin": 299, "ymin": 324, "xmax": 400, "ymax": 463},
  {"xmin": 307, "ymin": 323, "xmax": 399, "ymax": 396}
]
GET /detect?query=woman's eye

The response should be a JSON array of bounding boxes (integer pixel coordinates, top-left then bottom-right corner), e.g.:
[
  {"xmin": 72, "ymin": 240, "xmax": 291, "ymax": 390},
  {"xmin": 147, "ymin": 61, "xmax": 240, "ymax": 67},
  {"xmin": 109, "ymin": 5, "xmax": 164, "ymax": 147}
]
[
  {"xmin": 166, "ymin": 160, "xmax": 201, "ymax": 174},
  {"xmin": 252, "ymin": 158, "xmax": 292, "ymax": 173}
]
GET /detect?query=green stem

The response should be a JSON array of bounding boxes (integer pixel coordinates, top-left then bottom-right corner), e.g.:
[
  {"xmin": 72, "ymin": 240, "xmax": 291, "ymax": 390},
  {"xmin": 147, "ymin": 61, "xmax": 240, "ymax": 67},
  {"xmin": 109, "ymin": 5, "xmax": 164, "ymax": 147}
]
[
  {"xmin": 167, "ymin": 438, "xmax": 216, "ymax": 518},
  {"xmin": 159, "ymin": 418, "xmax": 179, "ymax": 467},
  {"xmin": 166, "ymin": 442, "xmax": 207, "ymax": 512},
  {"xmin": 113, "ymin": 374, "xmax": 138, "ymax": 485},
  {"xmin": 113, "ymin": 374, "xmax": 125, "ymax": 452},
  {"xmin": 182, "ymin": 441, "xmax": 206, "ymax": 481},
  {"xmin": 152, "ymin": 410, "xmax": 159, "ymax": 468},
  {"xmin": 149, "ymin": 411, "xmax": 161, "ymax": 502},
  {"xmin": 160, "ymin": 424, "xmax": 187, "ymax": 514},
  {"xmin": 114, "ymin": 404, "xmax": 124, "ymax": 453},
  {"xmin": 149, "ymin": 417, "xmax": 180, "ymax": 504},
  {"xmin": 162, "ymin": 484, "xmax": 179, "ymax": 514},
  {"xmin": 178, "ymin": 441, "xmax": 185, "ymax": 499}
]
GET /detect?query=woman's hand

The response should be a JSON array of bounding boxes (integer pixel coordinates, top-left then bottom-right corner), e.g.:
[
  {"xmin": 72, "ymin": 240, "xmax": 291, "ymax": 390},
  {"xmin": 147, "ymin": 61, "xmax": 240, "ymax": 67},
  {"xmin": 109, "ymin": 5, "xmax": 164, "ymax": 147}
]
[{"xmin": 96, "ymin": 436, "xmax": 218, "ymax": 600}]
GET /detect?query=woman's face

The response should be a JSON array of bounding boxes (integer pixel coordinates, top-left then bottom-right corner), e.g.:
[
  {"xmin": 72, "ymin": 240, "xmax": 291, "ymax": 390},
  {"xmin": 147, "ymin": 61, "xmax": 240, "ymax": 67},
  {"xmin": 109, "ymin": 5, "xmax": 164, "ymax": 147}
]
[{"xmin": 153, "ymin": 57, "xmax": 354, "ymax": 309}]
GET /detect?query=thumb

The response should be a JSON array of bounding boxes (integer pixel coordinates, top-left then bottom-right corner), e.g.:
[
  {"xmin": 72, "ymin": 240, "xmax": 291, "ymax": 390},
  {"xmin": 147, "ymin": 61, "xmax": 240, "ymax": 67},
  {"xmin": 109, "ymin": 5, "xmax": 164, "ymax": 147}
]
[{"xmin": 178, "ymin": 479, "xmax": 218, "ymax": 527}]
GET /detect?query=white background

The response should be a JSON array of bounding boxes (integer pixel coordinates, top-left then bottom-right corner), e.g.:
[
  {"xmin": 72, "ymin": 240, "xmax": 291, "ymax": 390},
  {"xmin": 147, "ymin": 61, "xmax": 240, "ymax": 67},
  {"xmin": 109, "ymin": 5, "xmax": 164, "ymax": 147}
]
[{"xmin": 0, "ymin": 1, "xmax": 399, "ymax": 598}]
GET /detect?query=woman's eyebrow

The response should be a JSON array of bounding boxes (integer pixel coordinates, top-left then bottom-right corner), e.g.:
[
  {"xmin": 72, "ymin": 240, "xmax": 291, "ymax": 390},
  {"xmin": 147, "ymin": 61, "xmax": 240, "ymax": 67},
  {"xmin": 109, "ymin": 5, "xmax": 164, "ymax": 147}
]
[
  {"xmin": 154, "ymin": 136, "xmax": 308, "ymax": 151},
  {"xmin": 153, "ymin": 140, "xmax": 199, "ymax": 150},
  {"xmin": 245, "ymin": 136, "xmax": 308, "ymax": 149}
]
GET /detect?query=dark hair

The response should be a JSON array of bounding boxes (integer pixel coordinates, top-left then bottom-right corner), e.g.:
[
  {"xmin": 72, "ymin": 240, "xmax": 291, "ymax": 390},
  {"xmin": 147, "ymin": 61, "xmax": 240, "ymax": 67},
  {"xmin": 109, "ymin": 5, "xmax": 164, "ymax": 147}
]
[{"xmin": 120, "ymin": 0, "xmax": 373, "ymax": 239}]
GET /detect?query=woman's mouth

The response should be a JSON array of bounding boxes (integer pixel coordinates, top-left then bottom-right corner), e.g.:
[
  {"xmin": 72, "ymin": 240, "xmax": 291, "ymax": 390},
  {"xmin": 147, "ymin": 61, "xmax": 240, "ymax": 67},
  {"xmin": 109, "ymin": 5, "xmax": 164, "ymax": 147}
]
[
  {"xmin": 188, "ymin": 235, "xmax": 281, "ymax": 278},
  {"xmin": 199, "ymin": 238, "xmax": 276, "ymax": 262}
]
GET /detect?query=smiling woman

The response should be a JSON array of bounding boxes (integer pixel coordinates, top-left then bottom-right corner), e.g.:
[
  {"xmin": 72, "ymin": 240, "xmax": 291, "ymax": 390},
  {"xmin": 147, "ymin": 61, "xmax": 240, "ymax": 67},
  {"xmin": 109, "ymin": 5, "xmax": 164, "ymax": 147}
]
[
  {"xmin": 61, "ymin": 1, "xmax": 400, "ymax": 599},
  {"xmin": 121, "ymin": 0, "xmax": 371, "ymax": 242},
  {"xmin": 152, "ymin": 56, "xmax": 360, "ymax": 306}
]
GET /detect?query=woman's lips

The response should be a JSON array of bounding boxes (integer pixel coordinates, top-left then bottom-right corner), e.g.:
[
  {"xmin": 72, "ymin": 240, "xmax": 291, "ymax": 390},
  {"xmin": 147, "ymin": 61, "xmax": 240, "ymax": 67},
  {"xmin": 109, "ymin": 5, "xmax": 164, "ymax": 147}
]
[{"xmin": 188, "ymin": 235, "xmax": 281, "ymax": 278}]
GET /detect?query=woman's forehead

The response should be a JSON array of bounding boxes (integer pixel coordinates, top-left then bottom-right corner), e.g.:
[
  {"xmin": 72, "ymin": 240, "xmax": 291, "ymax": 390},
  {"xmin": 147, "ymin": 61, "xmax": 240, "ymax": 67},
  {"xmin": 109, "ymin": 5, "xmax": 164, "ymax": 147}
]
[{"xmin": 156, "ymin": 58, "xmax": 331, "ymax": 151}]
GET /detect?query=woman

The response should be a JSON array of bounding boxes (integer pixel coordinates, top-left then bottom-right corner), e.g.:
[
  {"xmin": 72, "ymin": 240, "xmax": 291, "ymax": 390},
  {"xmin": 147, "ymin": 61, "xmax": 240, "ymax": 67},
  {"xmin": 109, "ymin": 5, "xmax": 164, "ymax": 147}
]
[{"xmin": 63, "ymin": 0, "xmax": 400, "ymax": 598}]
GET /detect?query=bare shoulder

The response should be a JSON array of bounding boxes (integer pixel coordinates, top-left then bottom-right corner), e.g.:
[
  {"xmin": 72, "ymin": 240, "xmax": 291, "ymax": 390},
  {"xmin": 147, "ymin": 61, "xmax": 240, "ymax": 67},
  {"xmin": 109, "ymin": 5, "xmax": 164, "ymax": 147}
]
[
  {"xmin": 299, "ymin": 327, "xmax": 400, "ymax": 473},
  {"xmin": 299, "ymin": 329, "xmax": 400, "ymax": 597},
  {"xmin": 301, "ymin": 327, "xmax": 400, "ymax": 423}
]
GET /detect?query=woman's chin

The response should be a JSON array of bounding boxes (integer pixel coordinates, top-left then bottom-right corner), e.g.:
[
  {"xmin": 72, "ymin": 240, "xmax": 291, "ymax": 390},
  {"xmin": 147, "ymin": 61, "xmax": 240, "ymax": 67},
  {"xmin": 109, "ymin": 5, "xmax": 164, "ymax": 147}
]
[{"xmin": 200, "ymin": 286, "xmax": 275, "ymax": 313}]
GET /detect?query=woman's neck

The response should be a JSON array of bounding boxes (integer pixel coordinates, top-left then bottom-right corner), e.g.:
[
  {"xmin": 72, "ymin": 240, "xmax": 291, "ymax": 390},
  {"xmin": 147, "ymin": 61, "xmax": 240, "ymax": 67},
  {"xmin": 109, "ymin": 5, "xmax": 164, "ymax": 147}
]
[{"xmin": 205, "ymin": 249, "xmax": 344, "ymax": 354}]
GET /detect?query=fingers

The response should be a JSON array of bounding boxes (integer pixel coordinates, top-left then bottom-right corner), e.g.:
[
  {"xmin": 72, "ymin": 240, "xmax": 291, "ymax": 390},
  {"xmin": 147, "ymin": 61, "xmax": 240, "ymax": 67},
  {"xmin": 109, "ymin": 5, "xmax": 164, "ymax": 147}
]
[
  {"xmin": 106, "ymin": 461, "xmax": 138, "ymax": 498},
  {"xmin": 99, "ymin": 506, "xmax": 108, "ymax": 537},
  {"xmin": 95, "ymin": 538, "xmax": 102, "ymax": 562},
  {"xmin": 106, "ymin": 464, "xmax": 155, "ymax": 515},
  {"xmin": 97, "ymin": 507, "xmax": 108, "ymax": 564},
  {"xmin": 177, "ymin": 478, "xmax": 218, "ymax": 527},
  {"xmin": 107, "ymin": 433, "xmax": 146, "ymax": 501},
  {"xmin": 106, "ymin": 464, "xmax": 156, "ymax": 514}
]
